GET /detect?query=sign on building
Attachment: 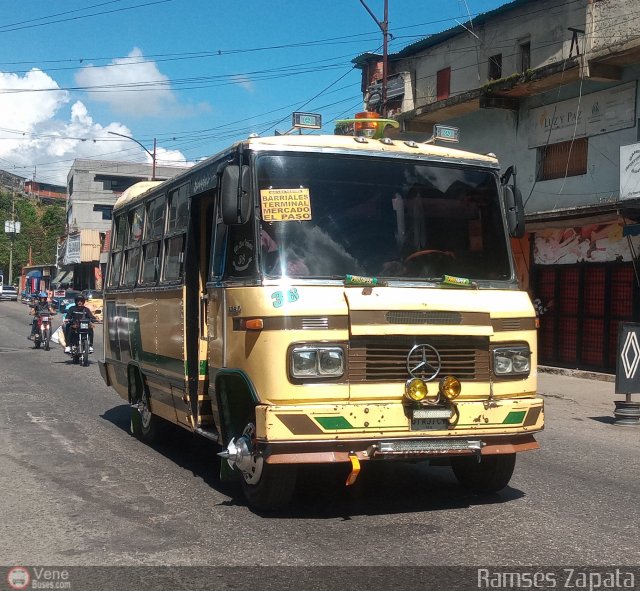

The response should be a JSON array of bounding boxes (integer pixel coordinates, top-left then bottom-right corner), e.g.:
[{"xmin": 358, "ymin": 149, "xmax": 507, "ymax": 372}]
[
  {"xmin": 620, "ymin": 142, "xmax": 640, "ymax": 200},
  {"xmin": 63, "ymin": 233, "xmax": 81, "ymax": 265},
  {"xmin": 528, "ymin": 81, "xmax": 636, "ymax": 148}
]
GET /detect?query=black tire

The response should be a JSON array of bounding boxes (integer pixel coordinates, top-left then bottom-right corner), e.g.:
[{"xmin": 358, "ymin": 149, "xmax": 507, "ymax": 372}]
[
  {"xmin": 72, "ymin": 350, "xmax": 79, "ymax": 364},
  {"xmin": 130, "ymin": 373, "xmax": 165, "ymax": 444},
  {"xmin": 81, "ymin": 339, "xmax": 89, "ymax": 366},
  {"xmin": 34, "ymin": 337, "xmax": 41, "ymax": 349},
  {"xmin": 451, "ymin": 453, "xmax": 516, "ymax": 494},
  {"xmin": 44, "ymin": 328, "xmax": 50, "ymax": 351},
  {"xmin": 241, "ymin": 463, "xmax": 297, "ymax": 512}
]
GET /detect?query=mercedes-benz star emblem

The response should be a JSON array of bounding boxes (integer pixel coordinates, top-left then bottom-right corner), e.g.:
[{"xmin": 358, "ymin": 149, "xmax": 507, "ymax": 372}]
[{"xmin": 406, "ymin": 343, "xmax": 442, "ymax": 381}]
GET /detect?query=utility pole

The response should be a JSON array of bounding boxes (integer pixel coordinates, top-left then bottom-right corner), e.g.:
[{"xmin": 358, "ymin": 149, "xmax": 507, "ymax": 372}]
[
  {"xmin": 108, "ymin": 131, "xmax": 157, "ymax": 180},
  {"xmin": 4, "ymin": 192, "xmax": 21, "ymax": 285},
  {"xmin": 359, "ymin": 0, "xmax": 390, "ymax": 116}
]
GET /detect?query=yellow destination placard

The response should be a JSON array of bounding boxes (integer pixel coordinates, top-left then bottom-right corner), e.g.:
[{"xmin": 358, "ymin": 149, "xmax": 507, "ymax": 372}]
[{"xmin": 260, "ymin": 188, "xmax": 312, "ymax": 222}]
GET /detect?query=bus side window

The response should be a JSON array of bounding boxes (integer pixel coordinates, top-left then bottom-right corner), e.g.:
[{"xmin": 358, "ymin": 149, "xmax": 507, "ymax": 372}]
[
  {"xmin": 161, "ymin": 185, "xmax": 189, "ymax": 283},
  {"xmin": 108, "ymin": 214, "xmax": 127, "ymax": 287},
  {"xmin": 141, "ymin": 195, "xmax": 165, "ymax": 285},
  {"xmin": 123, "ymin": 205, "xmax": 144, "ymax": 286},
  {"xmin": 209, "ymin": 201, "xmax": 227, "ymax": 281}
]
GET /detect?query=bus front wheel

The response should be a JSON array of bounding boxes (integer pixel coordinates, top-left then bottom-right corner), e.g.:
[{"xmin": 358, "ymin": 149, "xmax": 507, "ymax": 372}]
[
  {"xmin": 223, "ymin": 423, "xmax": 297, "ymax": 512},
  {"xmin": 451, "ymin": 453, "xmax": 516, "ymax": 494}
]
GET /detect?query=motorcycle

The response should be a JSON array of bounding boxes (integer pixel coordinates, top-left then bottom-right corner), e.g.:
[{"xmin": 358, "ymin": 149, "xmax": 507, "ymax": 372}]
[
  {"xmin": 69, "ymin": 319, "xmax": 91, "ymax": 366},
  {"xmin": 33, "ymin": 311, "xmax": 53, "ymax": 351}
]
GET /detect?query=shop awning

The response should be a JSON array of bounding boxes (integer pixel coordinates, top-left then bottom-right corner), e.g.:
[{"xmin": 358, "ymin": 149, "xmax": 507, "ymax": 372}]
[
  {"xmin": 51, "ymin": 270, "xmax": 73, "ymax": 286},
  {"xmin": 26, "ymin": 270, "xmax": 43, "ymax": 278}
]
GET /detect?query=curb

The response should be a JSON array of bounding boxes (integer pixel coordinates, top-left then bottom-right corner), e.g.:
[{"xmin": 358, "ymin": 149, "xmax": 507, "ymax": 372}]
[{"xmin": 539, "ymin": 365, "xmax": 615, "ymax": 383}]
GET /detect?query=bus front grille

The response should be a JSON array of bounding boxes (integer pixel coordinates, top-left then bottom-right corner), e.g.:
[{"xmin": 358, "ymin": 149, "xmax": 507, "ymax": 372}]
[{"xmin": 348, "ymin": 337, "xmax": 490, "ymax": 382}]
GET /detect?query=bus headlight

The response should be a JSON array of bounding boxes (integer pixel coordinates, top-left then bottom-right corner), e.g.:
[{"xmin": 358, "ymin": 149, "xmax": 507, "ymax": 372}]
[
  {"xmin": 405, "ymin": 378, "xmax": 428, "ymax": 402},
  {"xmin": 492, "ymin": 346, "xmax": 531, "ymax": 376},
  {"xmin": 439, "ymin": 376, "xmax": 461, "ymax": 400},
  {"xmin": 291, "ymin": 346, "xmax": 344, "ymax": 378}
]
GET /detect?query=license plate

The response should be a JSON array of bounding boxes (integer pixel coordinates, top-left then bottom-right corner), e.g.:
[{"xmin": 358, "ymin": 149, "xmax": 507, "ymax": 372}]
[
  {"xmin": 41, "ymin": 316, "xmax": 49, "ymax": 322},
  {"xmin": 80, "ymin": 322, "xmax": 89, "ymax": 330},
  {"xmin": 410, "ymin": 418, "xmax": 448, "ymax": 431}
]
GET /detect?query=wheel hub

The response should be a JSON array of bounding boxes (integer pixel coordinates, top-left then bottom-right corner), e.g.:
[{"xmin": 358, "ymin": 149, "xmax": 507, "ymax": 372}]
[{"xmin": 218, "ymin": 424, "xmax": 263, "ymax": 484}]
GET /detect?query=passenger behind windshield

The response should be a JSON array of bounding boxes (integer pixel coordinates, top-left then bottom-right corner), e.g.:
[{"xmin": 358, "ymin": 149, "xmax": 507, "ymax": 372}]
[{"xmin": 256, "ymin": 154, "xmax": 511, "ymax": 282}]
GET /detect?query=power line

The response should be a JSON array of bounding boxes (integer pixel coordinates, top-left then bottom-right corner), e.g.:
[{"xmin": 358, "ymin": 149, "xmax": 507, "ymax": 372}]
[{"xmin": 0, "ymin": 0, "xmax": 176, "ymax": 34}]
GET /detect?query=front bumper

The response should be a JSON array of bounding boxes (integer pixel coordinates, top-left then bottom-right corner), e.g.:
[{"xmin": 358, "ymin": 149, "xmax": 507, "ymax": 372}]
[{"xmin": 255, "ymin": 396, "xmax": 543, "ymax": 464}]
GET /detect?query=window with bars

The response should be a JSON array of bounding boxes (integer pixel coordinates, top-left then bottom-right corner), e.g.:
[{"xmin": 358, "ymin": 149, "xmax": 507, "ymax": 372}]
[
  {"xmin": 537, "ymin": 138, "xmax": 588, "ymax": 181},
  {"xmin": 488, "ymin": 54, "xmax": 502, "ymax": 80},
  {"xmin": 436, "ymin": 67, "xmax": 450, "ymax": 101},
  {"xmin": 520, "ymin": 42, "xmax": 531, "ymax": 72}
]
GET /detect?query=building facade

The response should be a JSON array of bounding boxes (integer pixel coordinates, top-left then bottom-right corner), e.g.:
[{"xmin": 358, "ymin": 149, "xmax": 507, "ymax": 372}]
[
  {"xmin": 354, "ymin": 0, "xmax": 640, "ymax": 373},
  {"xmin": 57, "ymin": 160, "xmax": 190, "ymax": 291}
]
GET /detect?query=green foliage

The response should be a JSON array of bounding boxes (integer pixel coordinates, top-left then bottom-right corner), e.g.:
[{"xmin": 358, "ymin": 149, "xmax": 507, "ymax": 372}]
[{"xmin": 0, "ymin": 190, "xmax": 65, "ymax": 283}]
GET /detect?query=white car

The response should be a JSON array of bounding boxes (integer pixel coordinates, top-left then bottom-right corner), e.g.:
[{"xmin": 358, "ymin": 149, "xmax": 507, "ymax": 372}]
[{"xmin": 0, "ymin": 285, "xmax": 18, "ymax": 301}]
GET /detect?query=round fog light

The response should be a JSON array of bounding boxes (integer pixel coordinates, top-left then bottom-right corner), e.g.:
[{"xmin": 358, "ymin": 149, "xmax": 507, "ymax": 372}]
[
  {"xmin": 440, "ymin": 376, "xmax": 461, "ymax": 400},
  {"xmin": 405, "ymin": 378, "xmax": 428, "ymax": 402}
]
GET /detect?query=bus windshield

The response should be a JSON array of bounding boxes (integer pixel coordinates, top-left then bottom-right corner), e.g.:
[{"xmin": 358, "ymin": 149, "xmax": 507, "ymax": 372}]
[{"xmin": 256, "ymin": 152, "xmax": 512, "ymax": 282}]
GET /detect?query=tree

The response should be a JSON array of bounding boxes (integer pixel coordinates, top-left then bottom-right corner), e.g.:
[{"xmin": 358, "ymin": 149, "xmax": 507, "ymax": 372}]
[{"xmin": 0, "ymin": 190, "xmax": 65, "ymax": 282}]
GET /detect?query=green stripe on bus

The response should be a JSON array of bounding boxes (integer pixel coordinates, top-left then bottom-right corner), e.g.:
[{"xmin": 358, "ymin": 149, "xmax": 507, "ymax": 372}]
[
  {"xmin": 502, "ymin": 411, "xmax": 526, "ymax": 425},
  {"xmin": 314, "ymin": 416, "xmax": 354, "ymax": 430}
]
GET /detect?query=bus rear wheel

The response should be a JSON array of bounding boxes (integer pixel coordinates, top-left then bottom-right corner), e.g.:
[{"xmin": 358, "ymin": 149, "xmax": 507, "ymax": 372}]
[
  {"xmin": 451, "ymin": 453, "xmax": 516, "ymax": 494},
  {"xmin": 129, "ymin": 371, "xmax": 165, "ymax": 444}
]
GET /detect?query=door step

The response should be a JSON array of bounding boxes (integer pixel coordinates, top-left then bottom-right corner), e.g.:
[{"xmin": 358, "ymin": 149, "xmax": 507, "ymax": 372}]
[{"xmin": 194, "ymin": 426, "xmax": 219, "ymax": 442}]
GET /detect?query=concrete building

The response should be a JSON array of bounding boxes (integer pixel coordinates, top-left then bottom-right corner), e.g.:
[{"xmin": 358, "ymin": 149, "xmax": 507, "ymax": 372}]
[
  {"xmin": 354, "ymin": 0, "xmax": 640, "ymax": 373},
  {"xmin": 57, "ymin": 159, "xmax": 190, "ymax": 291}
]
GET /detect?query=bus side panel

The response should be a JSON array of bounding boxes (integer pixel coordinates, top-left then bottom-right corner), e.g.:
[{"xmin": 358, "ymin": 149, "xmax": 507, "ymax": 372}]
[{"xmin": 156, "ymin": 287, "xmax": 191, "ymax": 426}]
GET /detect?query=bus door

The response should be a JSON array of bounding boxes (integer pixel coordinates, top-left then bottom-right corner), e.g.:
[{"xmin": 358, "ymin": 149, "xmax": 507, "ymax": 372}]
[{"xmin": 185, "ymin": 188, "xmax": 216, "ymax": 429}]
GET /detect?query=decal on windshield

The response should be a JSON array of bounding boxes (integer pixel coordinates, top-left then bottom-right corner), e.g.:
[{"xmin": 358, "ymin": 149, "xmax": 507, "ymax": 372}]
[{"xmin": 260, "ymin": 188, "xmax": 312, "ymax": 222}]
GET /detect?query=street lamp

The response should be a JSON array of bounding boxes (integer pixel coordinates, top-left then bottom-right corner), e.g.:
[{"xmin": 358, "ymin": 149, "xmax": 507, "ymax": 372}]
[{"xmin": 108, "ymin": 131, "xmax": 157, "ymax": 180}]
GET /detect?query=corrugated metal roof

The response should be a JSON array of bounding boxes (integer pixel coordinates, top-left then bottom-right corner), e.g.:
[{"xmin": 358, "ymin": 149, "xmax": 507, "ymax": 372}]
[{"xmin": 353, "ymin": 0, "xmax": 532, "ymax": 67}]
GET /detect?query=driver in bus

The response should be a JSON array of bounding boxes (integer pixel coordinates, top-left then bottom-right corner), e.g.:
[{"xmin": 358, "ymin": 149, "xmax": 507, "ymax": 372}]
[
  {"xmin": 63, "ymin": 295, "xmax": 97, "ymax": 354},
  {"xmin": 261, "ymin": 228, "xmax": 309, "ymax": 276}
]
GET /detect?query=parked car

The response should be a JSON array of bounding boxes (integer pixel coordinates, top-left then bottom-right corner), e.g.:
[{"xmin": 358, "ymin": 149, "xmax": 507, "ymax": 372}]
[{"xmin": 0, "ymin": 285, "xmax": 18, "ymax": 301}]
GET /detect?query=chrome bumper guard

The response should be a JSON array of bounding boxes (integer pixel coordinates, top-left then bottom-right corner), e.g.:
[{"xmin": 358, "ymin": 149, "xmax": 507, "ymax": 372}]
[{"xmin": 369, "ymin": 438, "xmax": 485, "ymax": 458}]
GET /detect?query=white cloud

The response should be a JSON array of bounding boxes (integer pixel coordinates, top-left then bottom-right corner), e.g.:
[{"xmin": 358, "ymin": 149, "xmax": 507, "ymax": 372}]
[
  {"xmin": 75, "ymin": 47, "xmax": 178, "ymax": 117},
  {"xmin": 0, "ymin": 68, "xmax": 190, "ymax": 185},
  {"xmin": 0, "ymin": 69, "xmax": 69, "ymax": 132},
  {"xmin": 231, "ymin": 74, "xmax": 255, "ymax": 92}
]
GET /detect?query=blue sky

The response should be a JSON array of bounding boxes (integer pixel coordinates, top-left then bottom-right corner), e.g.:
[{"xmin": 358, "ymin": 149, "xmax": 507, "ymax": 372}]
[{"xmin": 0, "ymin": 0, "xmax": 509, "ymax": 185}]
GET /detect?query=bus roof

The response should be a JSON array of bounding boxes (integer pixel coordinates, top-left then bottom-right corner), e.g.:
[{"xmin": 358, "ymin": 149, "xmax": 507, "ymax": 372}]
[
  {"xmin": 114, "ymin": 180, "xmax": 164, "ymax": 210},
  {"xmin": 245, "ymin": 133, "xmax": 499, "ymax": 166},
  {"xmin": 114, "ymin": 133, "xmax": 500, "ymax": 212}
]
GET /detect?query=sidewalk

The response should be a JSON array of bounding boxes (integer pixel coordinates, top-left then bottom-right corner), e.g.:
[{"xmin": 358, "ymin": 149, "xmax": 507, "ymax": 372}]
[
  {"xmin": 539, "ymin": 365, "xmax": 615, "ymax": 383},
  {"xmin": 537, "ymin": 365, "xmax": 622, "ymax": 418}
]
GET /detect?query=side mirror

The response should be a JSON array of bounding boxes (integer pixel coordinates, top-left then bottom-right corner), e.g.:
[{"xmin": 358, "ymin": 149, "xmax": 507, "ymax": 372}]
[
  {"xmin": 504, "ymin": 185, "xmax": 525, "ymax": 238},
  {"xmin": 221, "ymin": 165, "xmax": 251, "ymax": 225}
]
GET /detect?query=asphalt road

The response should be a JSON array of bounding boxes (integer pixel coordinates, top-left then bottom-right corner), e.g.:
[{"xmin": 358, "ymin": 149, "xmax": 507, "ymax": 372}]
[{"xmin": 1, "ymin": 299, "xmax": 639, "ymax": 567}]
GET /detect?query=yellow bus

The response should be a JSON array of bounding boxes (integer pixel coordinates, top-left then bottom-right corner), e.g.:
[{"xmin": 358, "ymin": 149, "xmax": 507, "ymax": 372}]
[{"xmin": 99, "ymin": 115, "xmax": 543, "ymax": 511}]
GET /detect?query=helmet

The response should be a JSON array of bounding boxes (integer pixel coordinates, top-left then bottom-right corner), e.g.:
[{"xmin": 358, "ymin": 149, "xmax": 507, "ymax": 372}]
[
  {"xmin": 38, "ymin": 291, "xmax": 48, "ymax": 299},
  {"xmin": 75, "ymin": 295, "xmax": 85, "ymax": 304}
]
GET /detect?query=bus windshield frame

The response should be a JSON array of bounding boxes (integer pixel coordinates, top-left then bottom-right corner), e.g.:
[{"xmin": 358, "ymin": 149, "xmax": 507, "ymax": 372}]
[{"xmin": 247, "ymin": 151, "xmax": 515, "ymax": 285}]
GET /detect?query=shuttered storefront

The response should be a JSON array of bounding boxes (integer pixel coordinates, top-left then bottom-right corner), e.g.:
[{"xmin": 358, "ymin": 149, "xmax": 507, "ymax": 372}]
[{"xmin": 534, "ymin": 263, "xmax": 638, "ymax": 373}]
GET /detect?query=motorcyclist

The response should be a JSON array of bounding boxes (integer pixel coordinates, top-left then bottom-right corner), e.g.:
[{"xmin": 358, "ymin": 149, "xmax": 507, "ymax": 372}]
[
  {"xmin": 64, "ymin": 295, "xmax": 97, "ymax": 354},
  {"xmin": 29, "ymin": 291, "xmax": 56, "ymax": 340}
]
